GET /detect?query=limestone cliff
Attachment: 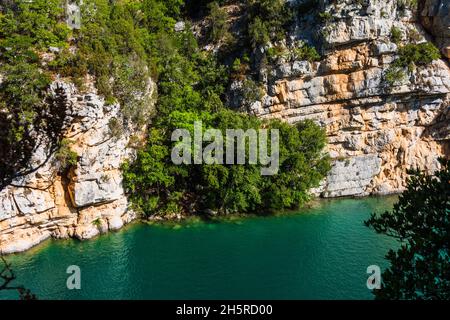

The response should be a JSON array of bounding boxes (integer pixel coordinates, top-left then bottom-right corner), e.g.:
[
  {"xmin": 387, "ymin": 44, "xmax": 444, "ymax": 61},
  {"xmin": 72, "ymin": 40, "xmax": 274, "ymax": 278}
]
[
  {"xmin": 420, "ymin": 0, "xmax": 450, "ymax": 59},
  {"xmin": 1, "ymin": 0, "xmax": 449, "ymax": 254},
  {"xmin": 230, "ymin": 0, "xmax": 450, "ymax": 197},
  {"xmin": 0, "ymin": 80, "xmax": 155, "ymax": 254}
]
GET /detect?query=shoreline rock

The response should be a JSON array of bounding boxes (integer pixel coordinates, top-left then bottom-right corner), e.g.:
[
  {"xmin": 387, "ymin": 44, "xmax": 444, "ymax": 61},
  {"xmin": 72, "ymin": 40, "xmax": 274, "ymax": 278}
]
[{"xmin": 0, "ymin": 80, "xmax": 154, "ymax": 254}]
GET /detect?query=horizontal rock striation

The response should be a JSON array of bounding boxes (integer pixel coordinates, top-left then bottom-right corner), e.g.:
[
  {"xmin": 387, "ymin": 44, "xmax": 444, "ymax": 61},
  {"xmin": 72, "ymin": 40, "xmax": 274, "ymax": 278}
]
[
  {"xmin": 420, "ymin": 0, "xmax": 450, "ymax": 59},
  {"xmin": 0, "ymin": 80, "xmax": 155, "ymax": 254},
  {"xmin": 235, "ymin": 0, "xmax": 450, "ymax": 197}
]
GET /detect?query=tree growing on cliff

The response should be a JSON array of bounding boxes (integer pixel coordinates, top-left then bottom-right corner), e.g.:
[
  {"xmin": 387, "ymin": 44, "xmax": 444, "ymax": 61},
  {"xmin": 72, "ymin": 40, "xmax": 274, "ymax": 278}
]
[
  {"xmin": 207, "ymin": 1, "xmax": 230, "ymax": 44},
  {"xmin": 365, "ymin": 158, "xmax": 450, "ymax": 300}
]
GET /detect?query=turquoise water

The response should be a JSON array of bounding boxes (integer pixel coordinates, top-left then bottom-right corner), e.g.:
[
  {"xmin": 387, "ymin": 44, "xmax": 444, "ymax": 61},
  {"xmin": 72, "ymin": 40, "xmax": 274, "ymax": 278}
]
[{"xmin": 1, "ymin": 197, "xmax": 398, "ymax": 300}]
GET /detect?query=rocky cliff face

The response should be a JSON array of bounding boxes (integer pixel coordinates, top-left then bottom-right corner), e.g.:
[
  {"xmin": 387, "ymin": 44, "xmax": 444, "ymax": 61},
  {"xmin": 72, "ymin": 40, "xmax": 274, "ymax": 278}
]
[
  {"xmin": 0, "ymin": 80, "xmax": 155, "ymax": 254},
  {"xmin": 235, "ymin": 0, "xmax": 450, "ymax": 197},
  {"xmin": 420, "ymin": 0, "xmax": 450, "ymax": 59},
  {"xmin": 1, "ymin": 0, "xmax": 449, "ymax": 254}
]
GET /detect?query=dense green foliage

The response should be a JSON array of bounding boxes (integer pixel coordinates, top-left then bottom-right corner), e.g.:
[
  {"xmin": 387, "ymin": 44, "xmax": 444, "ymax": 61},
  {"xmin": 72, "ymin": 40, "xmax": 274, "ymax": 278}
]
[
  {"xmin": 385, "ymin": 42, "xmax": 441, "ymax": 86},
  {"xmin": 365, "ymin": 158, "xmax": 450, "ymax": 300},
  {"xmin": 207, "ymin": 2, "xmax": 231, "ymax": 44},
  {"xmin": 123, "ymin": 110, "xmax": 330, "ymax": 217},
  {"xmin": 121, "ymin": 3, "xmax": 331, "ymax": 216},
  {"xmin": 0, "ymin": 0, "xmax": 331, "ymax": 216},
  {"xmin": 394, "ymin": 42, "xmax": 441, "ymax": 70}
]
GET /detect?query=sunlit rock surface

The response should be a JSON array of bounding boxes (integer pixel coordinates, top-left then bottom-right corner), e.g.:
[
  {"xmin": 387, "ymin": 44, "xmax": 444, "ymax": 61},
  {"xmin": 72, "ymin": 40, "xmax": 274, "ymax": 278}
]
[
  {"xmin": 0, "ymin": 80, "xmax": 155, "ymax": 254},
  {"xmin": 234, "ymin": 0, "xmax": 450, "ymax": 197}
]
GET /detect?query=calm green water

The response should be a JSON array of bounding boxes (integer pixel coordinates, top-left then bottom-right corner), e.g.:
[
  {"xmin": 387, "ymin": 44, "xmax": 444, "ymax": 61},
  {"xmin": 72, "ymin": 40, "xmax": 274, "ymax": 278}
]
[{"xmin": 1, "ymin": 197, "xmax": 398, "ymax": 300}]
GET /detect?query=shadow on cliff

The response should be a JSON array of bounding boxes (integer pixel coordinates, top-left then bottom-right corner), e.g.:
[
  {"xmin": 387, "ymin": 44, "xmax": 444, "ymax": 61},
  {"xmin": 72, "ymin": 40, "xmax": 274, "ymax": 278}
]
[{"xmin": 0, "ymin": 85, "xmax": 69, "ymax": 190}]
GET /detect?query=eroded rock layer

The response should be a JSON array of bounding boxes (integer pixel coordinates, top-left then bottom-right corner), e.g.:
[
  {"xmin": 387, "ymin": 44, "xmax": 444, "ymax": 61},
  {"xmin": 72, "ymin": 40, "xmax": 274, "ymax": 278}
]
[
  {"xmin": 245, "ymin": 0, "xmax": 450, "ymax": 197},
  {"xmin": 0, "ymin": 81, "xmax": 154, "ymax": 254}
]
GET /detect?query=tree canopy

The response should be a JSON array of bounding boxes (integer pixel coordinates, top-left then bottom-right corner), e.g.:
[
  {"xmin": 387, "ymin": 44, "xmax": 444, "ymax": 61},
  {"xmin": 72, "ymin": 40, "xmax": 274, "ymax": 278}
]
[{"xmin": 0, "ymin": 0, "xmax": 331, "ymax": 217}]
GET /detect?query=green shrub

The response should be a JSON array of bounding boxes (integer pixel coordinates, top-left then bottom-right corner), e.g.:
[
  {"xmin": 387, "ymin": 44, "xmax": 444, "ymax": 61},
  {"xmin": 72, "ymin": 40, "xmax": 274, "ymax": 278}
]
[
  {"xmin": 397, "ymin": 0, "xmax": 418, "ymax": 13},
  {"xmin": 318, "ymin": 12, "xmax": 332, "ymax": 23},
  {"xmin": 0, "ymin": 0, "xmax": 70, "ymax": 57},
  {"xmin": 111, "ymin": 55, "xmax": 153, "ymax": 126},
  {"xmin": 384, "ymin": 66, "xmax": 406, "ymax": 86},
  {"xmin": 390, "ymin": 26, "xmax": 402, "ymax": 45},
  {"xmin": 292, "ymin": 43, "xmax": 321, "ymax": 62},
  {"xmin": 385, "ymin": 42, "xmax": 440, "ymax": 86},
  {"xmin": 123, "ymin": 110, "xmax": 330, "ymax": 217},
  {"xmin": 55, "ymin": 139, "xmax": 78, "ymax": 169},
  {"xmin": 248, "ymin": 17, "xmax": 270, "ymax": 48}
]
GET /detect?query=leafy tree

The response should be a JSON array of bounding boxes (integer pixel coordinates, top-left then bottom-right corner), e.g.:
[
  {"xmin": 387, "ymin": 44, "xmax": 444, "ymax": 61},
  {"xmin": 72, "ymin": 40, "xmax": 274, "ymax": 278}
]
[
  {"xmin": 246, "ymin": 0, "xmax": 294, "ymax": 48},
  {"xmin": 122, "ymin": 128, "xmax": 180, "ymax": 215},
  {"xmin": 384, "ymin": 42, "xmax": 440, "ymax": 86},
  {"xmin": 365, "ymin": 158, "xmax": 450, "ymax": 300},
  {"xmin": 142, "ymin": 0, "xmax": 184, "ymax": 33},
  {"xmin": 248, "ymin": 16, "xmax": 270, "ymax": 49}
]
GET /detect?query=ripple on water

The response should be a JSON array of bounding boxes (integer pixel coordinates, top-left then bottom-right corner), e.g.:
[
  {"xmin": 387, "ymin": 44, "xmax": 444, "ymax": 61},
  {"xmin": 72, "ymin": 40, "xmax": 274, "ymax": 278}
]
[{"xmin": 1, "ymin": 196, "xmax": 398, "ymax": 300}]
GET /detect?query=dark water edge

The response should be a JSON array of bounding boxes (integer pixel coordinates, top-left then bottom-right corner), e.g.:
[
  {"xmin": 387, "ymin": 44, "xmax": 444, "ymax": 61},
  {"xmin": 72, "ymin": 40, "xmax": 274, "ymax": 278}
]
[{"xmin": 1, "ymin": 196, "xmax": 399, "ymax": 300}]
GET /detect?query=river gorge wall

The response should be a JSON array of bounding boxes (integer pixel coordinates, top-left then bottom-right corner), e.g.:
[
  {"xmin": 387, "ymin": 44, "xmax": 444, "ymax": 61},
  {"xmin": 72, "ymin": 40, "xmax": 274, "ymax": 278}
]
[
  {"xmin": 1, "ymin": 0, "xmax": 449, "ymax": 254},
  {"xmin": 233, "ymin": 0, "xmax": 450, "ymax": 197}
]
